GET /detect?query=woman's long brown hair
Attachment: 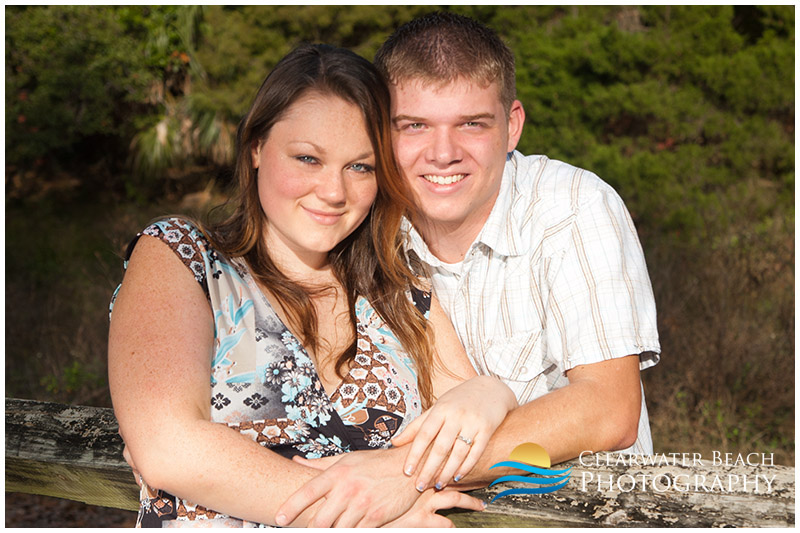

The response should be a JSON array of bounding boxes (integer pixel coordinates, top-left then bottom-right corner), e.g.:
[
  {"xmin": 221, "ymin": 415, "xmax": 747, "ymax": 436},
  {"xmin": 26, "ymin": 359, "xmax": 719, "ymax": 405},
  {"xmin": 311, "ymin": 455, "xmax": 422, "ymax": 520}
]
[{"xmin": 209, "ymin": 44, "xmax": 437, "ymax": 407}]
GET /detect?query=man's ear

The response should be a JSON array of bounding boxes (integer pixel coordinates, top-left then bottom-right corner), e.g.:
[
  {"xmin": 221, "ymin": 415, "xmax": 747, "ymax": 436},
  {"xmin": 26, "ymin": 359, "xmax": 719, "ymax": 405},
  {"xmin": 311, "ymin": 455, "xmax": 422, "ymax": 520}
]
[
  {"xmin": 506, "ymin": 100, "xmax": 525, "ymax": 153},
  {"xmin": 251, "ymin": 140, "xmax": 261, "ymax": 169}
]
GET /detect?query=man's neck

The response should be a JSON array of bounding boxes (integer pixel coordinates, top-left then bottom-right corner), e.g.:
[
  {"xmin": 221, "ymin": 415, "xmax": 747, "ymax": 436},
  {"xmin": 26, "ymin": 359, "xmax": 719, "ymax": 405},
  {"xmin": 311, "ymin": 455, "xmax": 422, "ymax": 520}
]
[{"xmin": 414, "ymin": 217, "xmax": 484, "ymax": 264}]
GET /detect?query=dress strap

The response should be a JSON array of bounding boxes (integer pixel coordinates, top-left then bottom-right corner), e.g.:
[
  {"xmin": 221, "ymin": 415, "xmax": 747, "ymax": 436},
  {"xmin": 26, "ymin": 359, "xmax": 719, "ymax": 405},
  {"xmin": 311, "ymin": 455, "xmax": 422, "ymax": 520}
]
[{"xmin": 409, "ymin": 286, "xmax": 432, "ymax": 318}]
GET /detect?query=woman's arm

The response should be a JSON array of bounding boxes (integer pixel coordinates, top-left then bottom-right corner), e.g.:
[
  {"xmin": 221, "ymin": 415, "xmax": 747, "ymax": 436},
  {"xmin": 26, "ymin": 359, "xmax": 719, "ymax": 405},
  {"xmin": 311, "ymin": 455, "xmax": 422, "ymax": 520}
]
[
  {"xmin": 271, "ymin": 295, "xmax": 502, "ymax": 527},
  {"xmin": 392, "ymin": 295, "xmax": 518, "ymax": 490},
  {"xmin": 426, "ymin": 295, "xmax": 479, "ymax": 395},
  {"xmin": 108, "ymin": 235, "xmax": 322, "ymax": 526}
]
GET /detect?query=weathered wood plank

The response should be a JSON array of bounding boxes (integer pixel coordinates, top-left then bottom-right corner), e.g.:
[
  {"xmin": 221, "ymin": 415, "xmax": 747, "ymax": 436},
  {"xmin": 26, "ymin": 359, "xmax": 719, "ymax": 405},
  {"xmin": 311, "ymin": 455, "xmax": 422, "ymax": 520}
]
[
  {"xmin": 5, "ymin": 398, "xmax": 795, "ymax": 527},
  {"xmin": 5, "ymin": 397, "xmax": 139, "ymax": 511}
]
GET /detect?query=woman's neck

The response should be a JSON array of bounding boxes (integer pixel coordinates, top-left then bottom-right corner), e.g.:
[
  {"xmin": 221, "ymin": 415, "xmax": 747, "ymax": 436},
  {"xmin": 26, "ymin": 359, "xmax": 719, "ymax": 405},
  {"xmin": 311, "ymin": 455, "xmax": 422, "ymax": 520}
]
[{"xmin": 264, "ymin": 237, "xmax": 335, "ymax": 287}]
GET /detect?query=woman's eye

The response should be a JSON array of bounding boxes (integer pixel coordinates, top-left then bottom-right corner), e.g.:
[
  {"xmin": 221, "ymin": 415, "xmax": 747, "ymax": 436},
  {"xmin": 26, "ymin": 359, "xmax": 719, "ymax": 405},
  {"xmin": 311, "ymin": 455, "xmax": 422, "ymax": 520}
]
[
  {"xmin": 296, "ymin": 155, "xmax": 318, "ymax": 164},
  {"xmin": 349, "ymin": 163, "xmax": 375, "ymax": 173}
]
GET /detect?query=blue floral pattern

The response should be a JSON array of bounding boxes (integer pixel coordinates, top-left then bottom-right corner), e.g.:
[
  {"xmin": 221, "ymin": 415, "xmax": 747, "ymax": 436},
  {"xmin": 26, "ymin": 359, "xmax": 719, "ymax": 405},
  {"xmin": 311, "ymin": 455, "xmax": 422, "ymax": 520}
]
[{"xmin": 112, "ymin": 218, "xmax": 429, "ymax": 528}]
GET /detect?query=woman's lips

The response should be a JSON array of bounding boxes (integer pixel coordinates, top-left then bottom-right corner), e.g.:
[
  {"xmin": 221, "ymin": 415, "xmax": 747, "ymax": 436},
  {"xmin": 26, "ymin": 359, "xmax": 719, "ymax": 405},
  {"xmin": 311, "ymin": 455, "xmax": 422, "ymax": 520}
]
[{"xmin": 303, "ymin": 207, "xmax": 344, "ymax": 225}]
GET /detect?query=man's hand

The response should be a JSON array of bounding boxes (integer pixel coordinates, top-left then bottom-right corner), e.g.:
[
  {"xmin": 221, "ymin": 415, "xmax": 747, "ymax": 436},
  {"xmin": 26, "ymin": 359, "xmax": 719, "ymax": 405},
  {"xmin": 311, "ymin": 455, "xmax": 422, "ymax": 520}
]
[{"xmin": 275, "ymin": 448, "xmax": 421, "ymax": 527}]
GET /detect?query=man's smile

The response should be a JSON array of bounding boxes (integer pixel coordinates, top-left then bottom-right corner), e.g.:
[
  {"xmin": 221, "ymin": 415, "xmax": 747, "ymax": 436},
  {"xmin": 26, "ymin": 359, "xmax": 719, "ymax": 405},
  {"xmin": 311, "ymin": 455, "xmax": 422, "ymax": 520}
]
[{"xmin": 422, "ymin": 174, "xmax": 467, "ymax": 185}]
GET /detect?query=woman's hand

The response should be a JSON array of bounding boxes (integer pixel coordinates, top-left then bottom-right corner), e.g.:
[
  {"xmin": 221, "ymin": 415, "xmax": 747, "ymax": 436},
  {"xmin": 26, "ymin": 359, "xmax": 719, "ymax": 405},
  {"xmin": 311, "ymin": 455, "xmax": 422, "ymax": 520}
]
[
  {"xmin": 290, "ymin": 452, "xmax": 486, "ymax": 528},
  {"xmin": 121, "ymin": 442, "xmax": 142, "ymax": 487},
  {"xmin": 384, "ymin": 488, "xmax": 486, "ymax": 528},
  {"xmin": 391, "ymin": 375, "xmax": 517, "ymax": 491},
  {"xmin": 276, "ymin": 448, "xmax": 421, "ymax": 527}
]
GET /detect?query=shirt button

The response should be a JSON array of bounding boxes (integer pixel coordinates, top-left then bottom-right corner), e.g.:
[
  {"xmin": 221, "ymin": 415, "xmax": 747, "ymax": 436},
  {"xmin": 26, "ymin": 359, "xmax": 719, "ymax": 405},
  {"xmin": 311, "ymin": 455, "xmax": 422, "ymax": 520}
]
[{"xmin": 520, "ymin": 366, "xmax": 528, "ymax": 374}]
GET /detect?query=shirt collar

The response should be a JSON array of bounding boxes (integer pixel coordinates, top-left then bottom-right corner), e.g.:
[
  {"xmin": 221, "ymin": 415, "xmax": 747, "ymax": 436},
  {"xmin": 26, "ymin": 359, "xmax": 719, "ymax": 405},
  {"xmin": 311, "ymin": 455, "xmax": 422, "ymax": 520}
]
[{"xmin": 473, "ymin": 151, "xmax": 529, "ymax": 257}]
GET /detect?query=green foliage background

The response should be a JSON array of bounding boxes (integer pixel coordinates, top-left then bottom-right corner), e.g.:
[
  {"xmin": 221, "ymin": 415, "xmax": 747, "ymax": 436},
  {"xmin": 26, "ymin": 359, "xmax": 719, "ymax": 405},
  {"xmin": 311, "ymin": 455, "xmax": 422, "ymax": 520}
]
[{"xmin": 5, "ymin": 6, "xmax": 794, "ymax": 463}]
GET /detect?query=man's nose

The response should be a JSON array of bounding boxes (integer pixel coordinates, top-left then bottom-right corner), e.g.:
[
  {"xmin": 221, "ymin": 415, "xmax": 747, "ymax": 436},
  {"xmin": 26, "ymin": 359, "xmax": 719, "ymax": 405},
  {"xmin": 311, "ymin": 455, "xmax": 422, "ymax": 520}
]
[
  {"xmin": 426, "ymin": 128, "xmax": 462, "ymax": 166},
  {"xmin": 316, "ymin": 170, "xmax": 347, "ymax": 204}
]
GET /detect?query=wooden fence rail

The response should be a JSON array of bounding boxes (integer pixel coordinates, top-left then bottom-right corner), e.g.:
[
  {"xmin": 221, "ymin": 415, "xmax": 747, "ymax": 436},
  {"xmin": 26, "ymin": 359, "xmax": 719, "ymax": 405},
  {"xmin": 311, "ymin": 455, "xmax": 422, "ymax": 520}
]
[{"xmin": 5, "ymin": 397, "xmax": 795, "ymax": 527}]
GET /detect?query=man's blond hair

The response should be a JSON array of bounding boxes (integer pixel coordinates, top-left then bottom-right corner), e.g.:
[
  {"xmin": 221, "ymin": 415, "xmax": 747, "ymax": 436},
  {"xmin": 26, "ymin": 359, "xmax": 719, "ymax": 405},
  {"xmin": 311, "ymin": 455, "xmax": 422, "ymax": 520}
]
[{"xmin": 374, "ymin": 11, "xmax": 516, "ymax": 113}]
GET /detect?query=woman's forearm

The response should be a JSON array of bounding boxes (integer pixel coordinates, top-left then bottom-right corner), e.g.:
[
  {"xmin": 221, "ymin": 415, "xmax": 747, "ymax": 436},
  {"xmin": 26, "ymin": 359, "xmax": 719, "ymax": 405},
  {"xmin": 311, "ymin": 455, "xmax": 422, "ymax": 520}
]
[
  {"xmin": 109, "ymin": 236, "xmax": 322, "ymax": 526},
  {"xmin": 126, "ymin": 417, "xmax": 321, "ymax": 526}
]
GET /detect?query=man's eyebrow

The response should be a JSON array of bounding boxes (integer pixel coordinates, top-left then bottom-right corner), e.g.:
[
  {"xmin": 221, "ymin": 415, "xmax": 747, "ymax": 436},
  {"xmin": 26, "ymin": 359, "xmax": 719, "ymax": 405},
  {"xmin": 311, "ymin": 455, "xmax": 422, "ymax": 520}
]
[
  {"xmin": 461, "ymin": 113, "xmax": 496, "ymax": 121},
  {"xmin": 392, "ymin": 112, "xmax": 496, "ymax": 124},
  {"xmin": 392, "ymin": 114, "xmax": 423, "ymax": 124}
]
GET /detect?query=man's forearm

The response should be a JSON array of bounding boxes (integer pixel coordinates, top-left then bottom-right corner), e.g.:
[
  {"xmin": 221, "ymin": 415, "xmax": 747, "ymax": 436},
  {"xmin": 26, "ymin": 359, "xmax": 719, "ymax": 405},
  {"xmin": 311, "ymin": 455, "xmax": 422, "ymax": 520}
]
[{"xmin": 454, "ymin": 356, "xmax": 642, "ymax": 489}]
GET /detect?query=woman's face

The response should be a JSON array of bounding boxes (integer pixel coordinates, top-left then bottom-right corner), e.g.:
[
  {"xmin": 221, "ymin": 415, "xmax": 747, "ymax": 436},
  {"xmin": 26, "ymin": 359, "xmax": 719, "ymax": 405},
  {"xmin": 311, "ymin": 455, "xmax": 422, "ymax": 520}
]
[{"xmin": 252, "ymin": 92, "xmax": 378, "ymax": 270}]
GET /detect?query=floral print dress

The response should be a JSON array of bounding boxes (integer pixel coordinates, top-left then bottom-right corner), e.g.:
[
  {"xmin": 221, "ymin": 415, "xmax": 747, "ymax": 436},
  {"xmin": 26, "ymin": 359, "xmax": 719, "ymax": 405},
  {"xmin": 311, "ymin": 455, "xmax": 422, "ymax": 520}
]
[{"xmin": 111, "ymin": 218, "xmax": 428, "ymax": 528}]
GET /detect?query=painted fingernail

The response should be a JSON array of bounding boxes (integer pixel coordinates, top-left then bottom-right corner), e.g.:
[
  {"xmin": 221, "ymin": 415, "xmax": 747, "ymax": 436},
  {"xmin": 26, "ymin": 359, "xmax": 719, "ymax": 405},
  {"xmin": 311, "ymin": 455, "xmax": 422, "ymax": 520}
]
[
  {"xmin": 416, "ymin": 483, "xmax": 426, "ymax": 492},
  {"xmin": 435, "ymin": 482, "xmax": 443, "ymax": 490},
  {"xmin": 275, "ymin": 514, "xmax": 287, "ymax": 526},
  {"xmin": 404, "ymin": 465, "xmax": 414, "ymax": 476},
  {"xmin": 482, "ymin": 501, "xmax": 488, "ymax": 509},
  {"xmin": 454, "ymin": 474, "xmax": 462, "ymax": 482}
]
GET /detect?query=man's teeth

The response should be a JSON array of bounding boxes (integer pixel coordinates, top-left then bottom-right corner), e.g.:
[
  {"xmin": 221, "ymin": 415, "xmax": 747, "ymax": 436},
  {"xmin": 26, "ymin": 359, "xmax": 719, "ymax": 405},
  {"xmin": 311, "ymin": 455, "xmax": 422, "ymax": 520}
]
[{"xmin": 423, "ymin": 174, "xmax": 466, "ymax": 185}]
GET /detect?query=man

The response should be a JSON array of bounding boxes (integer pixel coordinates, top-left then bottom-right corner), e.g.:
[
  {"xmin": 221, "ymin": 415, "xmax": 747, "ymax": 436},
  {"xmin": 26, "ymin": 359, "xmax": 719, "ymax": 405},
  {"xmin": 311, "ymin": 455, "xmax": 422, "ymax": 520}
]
[
  {"xmin": 276, "ymin": 12, "xmax": 660, "ymax": 526},
  {"xmin": 378, "ymin": 7, "xmax": 661, "ymax": 471}
]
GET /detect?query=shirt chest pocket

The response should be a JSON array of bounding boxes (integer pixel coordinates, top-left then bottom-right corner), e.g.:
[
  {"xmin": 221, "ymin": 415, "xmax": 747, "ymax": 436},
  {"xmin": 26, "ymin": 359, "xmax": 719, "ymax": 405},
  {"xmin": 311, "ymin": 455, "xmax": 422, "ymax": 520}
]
[
  {"xmin": 478, "ymin": 330, "xmax": 553, "ymax": 383},
  {"xmin": 472, "ymin": 259, "xmax": 546, "ymax": 336}
]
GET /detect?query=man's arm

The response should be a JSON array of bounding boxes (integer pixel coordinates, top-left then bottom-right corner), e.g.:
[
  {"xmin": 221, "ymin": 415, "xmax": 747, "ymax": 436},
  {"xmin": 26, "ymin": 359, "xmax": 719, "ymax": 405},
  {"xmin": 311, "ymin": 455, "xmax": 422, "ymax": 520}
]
[
  {"xmin": 451, "ymin": 354, "xmax": 642, "ymax": 489},
  {"xmin": 437, "ymin": 174, "xmax": 659, "ymax": 488}
]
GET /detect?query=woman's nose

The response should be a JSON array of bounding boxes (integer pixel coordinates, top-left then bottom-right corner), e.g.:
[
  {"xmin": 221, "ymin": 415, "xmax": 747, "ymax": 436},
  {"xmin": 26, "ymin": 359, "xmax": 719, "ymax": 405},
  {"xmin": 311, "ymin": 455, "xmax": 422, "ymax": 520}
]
[{"xmin": 316, "ymin": 171, "xmax": 347, "ymax": 204}]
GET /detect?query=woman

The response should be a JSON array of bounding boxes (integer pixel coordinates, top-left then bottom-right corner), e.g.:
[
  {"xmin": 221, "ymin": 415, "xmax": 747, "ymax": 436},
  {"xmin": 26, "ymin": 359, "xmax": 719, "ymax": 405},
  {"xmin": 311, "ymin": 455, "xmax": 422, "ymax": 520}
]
[{"xmin": 109, "ymin": 44, "xmax": 516, "ymax": 527}]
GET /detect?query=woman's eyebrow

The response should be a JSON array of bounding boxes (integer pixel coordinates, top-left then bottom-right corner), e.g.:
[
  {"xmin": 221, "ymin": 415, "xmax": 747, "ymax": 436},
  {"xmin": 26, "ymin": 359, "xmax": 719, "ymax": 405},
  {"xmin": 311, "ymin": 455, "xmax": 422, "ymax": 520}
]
[
  {"xmin": 288, "ymin": 140, "xmax": 326, "ymax": 153},
  {"xmin": 287, "ymin": 141, "xmax": 373, "ymax": 161}
]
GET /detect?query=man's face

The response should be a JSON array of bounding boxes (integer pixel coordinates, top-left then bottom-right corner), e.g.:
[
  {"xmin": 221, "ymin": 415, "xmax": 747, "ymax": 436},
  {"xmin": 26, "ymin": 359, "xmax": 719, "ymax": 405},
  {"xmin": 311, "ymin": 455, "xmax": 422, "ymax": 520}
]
[{"xmin": 390, "ymin": 78, "xmax": 524, "ymax": 245}]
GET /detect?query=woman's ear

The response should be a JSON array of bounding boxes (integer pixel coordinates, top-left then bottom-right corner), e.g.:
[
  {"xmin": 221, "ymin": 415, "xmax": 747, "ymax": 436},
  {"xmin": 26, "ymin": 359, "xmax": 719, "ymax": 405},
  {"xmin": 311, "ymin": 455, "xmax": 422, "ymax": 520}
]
[{"xmin": 251, "ymin": 140, "xmax": 261, "ymax": 169}]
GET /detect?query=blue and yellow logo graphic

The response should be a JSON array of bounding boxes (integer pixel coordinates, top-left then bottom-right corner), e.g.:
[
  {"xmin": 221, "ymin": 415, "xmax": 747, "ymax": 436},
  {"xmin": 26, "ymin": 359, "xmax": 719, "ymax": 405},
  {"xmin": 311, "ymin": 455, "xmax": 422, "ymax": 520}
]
[{"xmin": 488, "ymin": 443, "xmax": 572, "ymax": 503}]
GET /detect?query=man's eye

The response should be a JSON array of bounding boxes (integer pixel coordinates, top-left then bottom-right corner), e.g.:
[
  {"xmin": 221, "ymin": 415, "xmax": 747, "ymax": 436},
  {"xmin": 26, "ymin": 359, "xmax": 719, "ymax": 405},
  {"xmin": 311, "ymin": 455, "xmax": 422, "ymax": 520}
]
[
  {"xmin": 464, "ymin": 122, "xmax": 482, "ymax": 128},
  {"xmin": 349, "ymin": 163, "xmax": 375, "ymax": 173},
  {"xmin": 407, "ymin": 123, "xmax": 425, "ymax": 130}
]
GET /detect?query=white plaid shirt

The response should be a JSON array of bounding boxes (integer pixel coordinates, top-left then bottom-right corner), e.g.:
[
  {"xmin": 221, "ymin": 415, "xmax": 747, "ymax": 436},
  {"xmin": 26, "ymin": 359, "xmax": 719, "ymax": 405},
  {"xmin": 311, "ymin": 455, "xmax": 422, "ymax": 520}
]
[{"xmin": 405, "ymin": 151, "xmax": 661, "ymax": 454}]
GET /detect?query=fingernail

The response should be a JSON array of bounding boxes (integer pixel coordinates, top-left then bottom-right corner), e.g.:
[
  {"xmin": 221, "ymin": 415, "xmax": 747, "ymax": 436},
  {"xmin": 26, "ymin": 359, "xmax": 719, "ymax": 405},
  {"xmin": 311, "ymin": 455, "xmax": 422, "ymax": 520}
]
[
  {"xmin": 454, "ymin": 474, "xmax": 462, "ymax": 482},
  {"xmin": 404, "ymin": 465, "xmax": 414, "ymax": 476},
  {"xmin": 416, "ymin": 483, "xmax": 425, "ymax": 492},
  {"xmin": 482, "ymin": 501, "xmax": 488, "ymax": 509},
  {"xmin": 275, "ymin": 514, "xmax": 287, "ymax": 526},
  {"xmin": 435, "ymin": 482, "xmax": 442, "ymax": 490}
]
